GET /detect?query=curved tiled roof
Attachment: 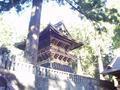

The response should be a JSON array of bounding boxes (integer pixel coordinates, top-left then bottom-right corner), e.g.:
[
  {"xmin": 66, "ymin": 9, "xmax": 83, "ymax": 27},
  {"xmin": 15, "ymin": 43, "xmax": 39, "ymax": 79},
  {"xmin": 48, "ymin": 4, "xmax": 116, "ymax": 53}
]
[
  {"xmin": 15, "ymin": 22, "xmax": 83, "ymax": 51},
  {"xmin": 102, "ymin": 57, "xmax": 120, "ymax": 75}
]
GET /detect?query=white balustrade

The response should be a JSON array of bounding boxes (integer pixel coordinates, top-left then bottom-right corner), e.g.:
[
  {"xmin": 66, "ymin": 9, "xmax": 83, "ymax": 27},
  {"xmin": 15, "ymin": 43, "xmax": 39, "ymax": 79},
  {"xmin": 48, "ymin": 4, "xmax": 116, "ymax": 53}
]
[{"xmin": 0, "ymin": 58, "xmax": 99, "ymax": 89}]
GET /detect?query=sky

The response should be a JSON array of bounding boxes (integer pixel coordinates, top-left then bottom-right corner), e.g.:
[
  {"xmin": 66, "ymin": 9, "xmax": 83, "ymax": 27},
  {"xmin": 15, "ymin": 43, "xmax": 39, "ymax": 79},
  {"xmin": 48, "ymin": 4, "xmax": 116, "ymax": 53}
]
[
  {"xmin": 1, "ymin": 0, "xmax": 86, "ymax": 48},
  {"xmin": 3, "ymin": 0, "xmax": 119, "ymax": 36},
  {"xmin": 1, "ymin": 0, "xmax": 119, "ymax": 35},
  {"xmin": 1, "ymin": 1, "xmax": 86, "ymax": 57},
  {"xmin": 3, "ymin": 1, "xmax": 82, "ymax": 33},
  {"xmin": 1, "ymin": 0, "xmax": 119, "ymax": 48}
]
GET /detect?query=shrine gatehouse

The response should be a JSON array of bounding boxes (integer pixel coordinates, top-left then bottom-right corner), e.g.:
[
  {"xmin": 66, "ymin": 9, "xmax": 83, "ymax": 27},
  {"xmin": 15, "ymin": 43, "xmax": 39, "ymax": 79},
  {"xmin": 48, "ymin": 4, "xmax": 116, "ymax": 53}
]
[
  {"xmin": 16, "ymin": 22, "xmax": 83, "ymax": 73},
  {"xmin": 0, "ymin": 22, "xmax": 115, "ymax": 90}
]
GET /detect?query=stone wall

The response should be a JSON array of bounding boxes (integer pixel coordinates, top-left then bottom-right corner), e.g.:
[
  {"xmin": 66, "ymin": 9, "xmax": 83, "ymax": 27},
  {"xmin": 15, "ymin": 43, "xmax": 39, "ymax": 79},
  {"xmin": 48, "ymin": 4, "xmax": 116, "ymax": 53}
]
[
  {"xmin": 0, "ymin": 61, "xmax": 115, "ymax": 90},
  {"xmin": 36, "ymin": 66, "xmax": 115, "ymax": 90}
]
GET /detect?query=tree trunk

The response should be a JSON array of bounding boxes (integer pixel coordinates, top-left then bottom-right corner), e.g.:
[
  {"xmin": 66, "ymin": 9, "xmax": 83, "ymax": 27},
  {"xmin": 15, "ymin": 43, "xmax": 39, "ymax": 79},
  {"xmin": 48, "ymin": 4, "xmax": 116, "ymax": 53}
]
[
  {"xmin": 76, "ymin": 56, "xmax": 83, "ymax": 75},
  {"xmin": 25, "ymin": 0, "xmax": 43, "ymax": 65},
  {"xmin": 97, "ymin": 46, "xmax": 104, "ymax": 80},
  {"xmin": 95, "ymin": 31, "xmax": 104, "ymax": 80},
  {"xmin": 96, "ymin": 33, "xmax": 104, "ymax": 80}
]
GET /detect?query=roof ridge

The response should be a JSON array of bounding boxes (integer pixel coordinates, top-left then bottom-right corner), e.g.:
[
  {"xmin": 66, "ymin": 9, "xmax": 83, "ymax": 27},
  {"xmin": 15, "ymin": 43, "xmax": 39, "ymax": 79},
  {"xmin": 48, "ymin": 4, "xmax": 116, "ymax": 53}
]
[
  {"xmin": 53, "ymin": 21, "xmax": 73, "ymax": 38},
  {"xmin": 108, "ymin": 57, "xmax": 120, "ymax": 68}
]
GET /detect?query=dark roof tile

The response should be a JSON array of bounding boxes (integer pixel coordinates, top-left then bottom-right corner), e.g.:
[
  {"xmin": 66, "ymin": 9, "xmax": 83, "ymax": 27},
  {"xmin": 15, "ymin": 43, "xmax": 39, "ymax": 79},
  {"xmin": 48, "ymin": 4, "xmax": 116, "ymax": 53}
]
[{"xmin": 102, "ymin": 57, "xmax": 120, "ymax": 75}]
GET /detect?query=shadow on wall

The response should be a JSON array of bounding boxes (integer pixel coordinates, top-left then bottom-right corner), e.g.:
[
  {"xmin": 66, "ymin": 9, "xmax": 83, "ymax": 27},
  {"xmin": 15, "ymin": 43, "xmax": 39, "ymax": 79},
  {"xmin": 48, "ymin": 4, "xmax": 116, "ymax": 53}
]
[
  {"xmin": 49, "ymin": 75, "xmax": 76, "ymax": 90},
  {"xmin": 0, "ymin": 69, "xmax": 25, "ymax": 90},
  {"xmin": 0, "ymin": 75, "xmax": 7, "ymax": 90},
  {"xmin": 27, "ymin": 85, "xmax": 35, "ymax": 90}
]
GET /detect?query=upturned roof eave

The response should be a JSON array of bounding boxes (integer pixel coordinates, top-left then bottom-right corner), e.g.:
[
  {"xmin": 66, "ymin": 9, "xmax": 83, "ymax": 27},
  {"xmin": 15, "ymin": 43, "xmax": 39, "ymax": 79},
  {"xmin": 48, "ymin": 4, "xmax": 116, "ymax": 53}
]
[
  {"xmin": 14, "ymin": 23, "xmax": 84, "ymax": 51},
  {"xmin": 102, "ymin": 57, "xmax": 120, "ymax": 76}
]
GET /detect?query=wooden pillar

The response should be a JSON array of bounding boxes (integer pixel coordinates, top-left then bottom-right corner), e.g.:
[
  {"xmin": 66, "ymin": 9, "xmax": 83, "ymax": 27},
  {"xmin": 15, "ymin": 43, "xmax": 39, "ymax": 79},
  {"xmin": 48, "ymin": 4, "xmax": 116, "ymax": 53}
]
[
  {"xmin": 98, "ymin": 46, "xmax": 105, "ymax": 80},
  {"xmin": 76, "ymin": 56, "xmax": 83, "ymax": 75},
  {"xmin": 25, "ymin": 0, "xmax": 43, "ymax": 65}
]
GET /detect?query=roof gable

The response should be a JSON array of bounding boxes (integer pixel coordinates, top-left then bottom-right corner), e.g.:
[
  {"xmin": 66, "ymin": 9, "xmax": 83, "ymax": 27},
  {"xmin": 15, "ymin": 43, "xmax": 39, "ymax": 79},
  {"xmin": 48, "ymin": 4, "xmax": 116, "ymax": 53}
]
[
  {"xmin": 15, "ymin": 22, "xmax": 83, "ymax": 50},
  {"xmin": 52, "ymin": 22, "xmax": 72, "ymax": 39}
]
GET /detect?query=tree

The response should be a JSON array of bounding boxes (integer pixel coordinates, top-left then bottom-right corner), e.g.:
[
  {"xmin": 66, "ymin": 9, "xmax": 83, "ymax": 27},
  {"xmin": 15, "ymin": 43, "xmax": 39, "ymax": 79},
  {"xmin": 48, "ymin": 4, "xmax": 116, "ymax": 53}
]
[
  {"xmin": 112, "ymin": 26, "xmax": 120, "ymax": 49},
  {"xmin": 67, "ymin": 17, "xmax": 115, "ymax": 78},
  {"xmin": 24, "ymin": 0, "xmax": 43, "ymax": 64},
  {"xmin": 0, "ymin": 0, "xmax": 119, "ymax": 24},
  {"xmin": 0, "ymin": 15, "xmax": 13, "ymax": 46},
  {"xmin": 0, "ymin": 0, "xmax": 119, "ymax": 78}
]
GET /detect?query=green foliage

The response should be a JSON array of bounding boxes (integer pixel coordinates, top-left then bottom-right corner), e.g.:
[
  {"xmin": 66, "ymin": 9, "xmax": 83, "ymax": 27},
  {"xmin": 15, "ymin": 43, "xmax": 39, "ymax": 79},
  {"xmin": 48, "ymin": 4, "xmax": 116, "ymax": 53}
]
[
  {"xmin": 0, "ymin": 0, "xmax": 31, "ymax": 12},
  {"xmin": 0, "ymin": 15, "xmax": 13, "ymax": 46},
  {"xmin": 0, "ymin": 0, "xmax": 119, "ymax": 78},
  {"xmin": 68, "ymin": 18, "xmax": 115, "ymax": 77},
  {"xmin": 102, "ymin": 54, "xmax": 111, "ymax": 67},
  {"xmin": 0, "ymin": 45, "xmax": 10, "ymax": 55},
  {"xmin": 112, "ymin": 26, "xmax": 120, "ymax": 49},
  {"xmin": 81, "ymin": 45, "xmax": 98, "ymax": 77},
  {"xmin": 64, "ymin": 0, "xmax": 120, "ymax": 24},
  {"xmin": 0, "ymin": 0, "xmax": 119, "ymax": 25}
]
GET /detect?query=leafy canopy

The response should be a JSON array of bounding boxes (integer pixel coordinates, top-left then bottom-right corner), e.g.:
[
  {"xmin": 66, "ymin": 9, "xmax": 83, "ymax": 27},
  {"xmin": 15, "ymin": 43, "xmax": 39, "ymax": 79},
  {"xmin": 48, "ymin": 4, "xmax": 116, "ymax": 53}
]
[
  {"xmin": 0, "ymin": 0, "xmax": 119, "ymax": 24},
  {"xmin": 112, "ymin": 26, "xmax": 120, "ymax": 49}
]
